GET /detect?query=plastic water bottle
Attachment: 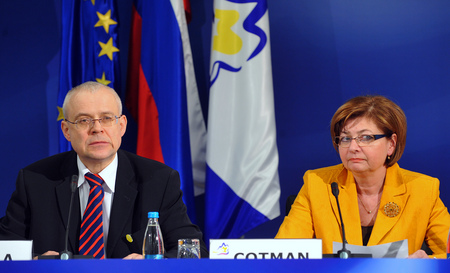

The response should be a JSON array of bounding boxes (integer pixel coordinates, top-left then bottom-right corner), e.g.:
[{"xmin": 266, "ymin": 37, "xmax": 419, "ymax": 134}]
[{"xmin": 143, "ymin": 212, "xmax": 165, "ymax": 259}]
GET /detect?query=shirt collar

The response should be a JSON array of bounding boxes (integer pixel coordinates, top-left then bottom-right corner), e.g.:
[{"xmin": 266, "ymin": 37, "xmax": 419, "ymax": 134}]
[{"xmin": 76, "ymin": 154, "xmax": 118, "ymax": 193}]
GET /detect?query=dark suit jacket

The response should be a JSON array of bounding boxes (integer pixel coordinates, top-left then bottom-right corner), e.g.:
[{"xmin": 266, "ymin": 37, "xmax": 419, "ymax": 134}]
[{"xmin": 0, "ymin": 149, "xmax": 208, "ymax": 258}]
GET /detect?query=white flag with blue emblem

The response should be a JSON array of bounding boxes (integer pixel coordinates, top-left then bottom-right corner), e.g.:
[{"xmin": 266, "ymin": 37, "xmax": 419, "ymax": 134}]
[{"xmin": 205, "ymin": 0, "xmax": 280, "ymax": 240}]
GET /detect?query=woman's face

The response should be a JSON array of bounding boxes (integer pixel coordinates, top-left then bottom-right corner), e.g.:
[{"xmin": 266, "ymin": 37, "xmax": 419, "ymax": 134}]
[{"xmin": 338, "ymin": 117, "xmax": 397, "ymax": 177}]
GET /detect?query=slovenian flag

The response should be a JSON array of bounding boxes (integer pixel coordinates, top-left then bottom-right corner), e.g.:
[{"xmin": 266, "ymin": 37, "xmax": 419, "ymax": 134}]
[
  {"xmin": 205, "ymin": 0, "xmax": 281, "ymax": 240},
  {"xmin": 126, "ymin": 0, "xmax": 207, "ymax": 222},
  {"xmin": 58, "ymin": 0, "xmax": 121, "ymax": 152}
]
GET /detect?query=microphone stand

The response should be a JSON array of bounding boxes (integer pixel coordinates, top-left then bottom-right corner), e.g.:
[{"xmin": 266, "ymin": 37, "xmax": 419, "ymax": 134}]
[
  {"xmin": 59, "ymin": 175, "xmax": 78, "ymax": 260},
  {"xmin": 328, "ymin": 182, "xmax": 371, "ymax": 259}
]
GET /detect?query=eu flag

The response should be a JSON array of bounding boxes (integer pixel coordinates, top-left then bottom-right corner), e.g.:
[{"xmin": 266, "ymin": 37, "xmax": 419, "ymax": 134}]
[{"xmin": 57, "ymin": 0, "xmax": 121, "ymax": 152}]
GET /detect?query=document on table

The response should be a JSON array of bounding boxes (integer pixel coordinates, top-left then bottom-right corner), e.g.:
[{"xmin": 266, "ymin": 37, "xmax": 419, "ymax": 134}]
[{"xmin": 332, "ymin": 239, "xmax": 408, "ymax": 258}]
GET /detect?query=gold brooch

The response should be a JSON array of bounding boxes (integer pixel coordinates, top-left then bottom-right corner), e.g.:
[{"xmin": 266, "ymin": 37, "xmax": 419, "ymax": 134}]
[{"xmin": 383, "ymin": 202, "xmax": 400, "ymax": 217}]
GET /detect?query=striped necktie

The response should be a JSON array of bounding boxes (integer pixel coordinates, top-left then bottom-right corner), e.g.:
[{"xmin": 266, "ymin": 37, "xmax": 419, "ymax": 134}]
[{"xmin": 79, "ymin": 172, "xmax": 105, "ymax": 259}]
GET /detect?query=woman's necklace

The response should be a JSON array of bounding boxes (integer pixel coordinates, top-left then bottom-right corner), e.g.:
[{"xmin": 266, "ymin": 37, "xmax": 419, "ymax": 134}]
[{"xmin": 357, "ymin": 194, "xmax": 381, "ymax": 214}]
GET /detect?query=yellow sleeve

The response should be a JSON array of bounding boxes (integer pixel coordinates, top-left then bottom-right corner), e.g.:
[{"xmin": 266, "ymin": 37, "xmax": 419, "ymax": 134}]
[
  {"xmin": 425, "ymin": 178, "xmax": 450, "ymax": 259},
  {"xmin": 275, "ymin": 171, "xmax": 315, "ymax": 239}
]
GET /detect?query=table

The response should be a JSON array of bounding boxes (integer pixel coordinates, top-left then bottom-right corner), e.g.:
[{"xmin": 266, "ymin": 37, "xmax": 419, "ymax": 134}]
[{"xmin": 0, "ymin": 258, "xmax": 447, "ymax": 273}]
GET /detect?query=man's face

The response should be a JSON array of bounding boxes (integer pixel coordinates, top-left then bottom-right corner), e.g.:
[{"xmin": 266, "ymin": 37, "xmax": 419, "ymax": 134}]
[{"xmin": 61, "ymin": 87, "xmax": 127, "ymax": 172}]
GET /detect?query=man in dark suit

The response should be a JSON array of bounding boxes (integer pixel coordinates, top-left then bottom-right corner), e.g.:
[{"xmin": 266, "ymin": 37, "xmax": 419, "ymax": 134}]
[{"xmin": 0, "ymin": 81, "xmax": 208, "ymax": 259}]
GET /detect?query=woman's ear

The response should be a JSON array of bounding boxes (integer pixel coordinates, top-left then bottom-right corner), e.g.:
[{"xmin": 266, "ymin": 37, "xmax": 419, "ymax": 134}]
[{"xmin": 388, "ymin": 133, "xmax": 397, "ymax": 156}]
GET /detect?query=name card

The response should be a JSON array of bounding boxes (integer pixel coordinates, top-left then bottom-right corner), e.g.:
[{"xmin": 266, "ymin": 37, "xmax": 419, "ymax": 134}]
[
  {"xmin": 0, "ymin": 240, "xmax": 33, "ymax": 261},
  {"xmin": 210, "ymin": 239, "xmax": 322, "ymax": 259}
]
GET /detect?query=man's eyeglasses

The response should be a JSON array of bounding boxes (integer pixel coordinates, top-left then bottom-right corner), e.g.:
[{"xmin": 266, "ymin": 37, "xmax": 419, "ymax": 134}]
[
  {"xmin": 65, "ymin": 115, "xmax": 122, "ymax": 129},
  {"xmin": 335, "ymin": 134, "xmax": 386, "ymax": 148}
]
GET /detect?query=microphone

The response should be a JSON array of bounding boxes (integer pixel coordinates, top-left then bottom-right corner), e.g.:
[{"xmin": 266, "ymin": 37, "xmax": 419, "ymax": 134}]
[
  {"xmin": 331, "ymin": 182, "xmax": 351, "ymax": 259},
  {"xmin": 60, "ymin": 175, "xmax": 78, "ymax": 260}
]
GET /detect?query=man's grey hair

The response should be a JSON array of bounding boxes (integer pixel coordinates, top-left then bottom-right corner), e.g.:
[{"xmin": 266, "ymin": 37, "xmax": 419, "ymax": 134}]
[{"xmin": 62, "ymin": 81, "xmax": 122, "ymax": 119}]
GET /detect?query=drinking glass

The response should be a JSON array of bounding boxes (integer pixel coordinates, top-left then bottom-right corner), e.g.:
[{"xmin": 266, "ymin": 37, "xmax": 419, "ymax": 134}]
[{"xmin": 177, "ymin": 238, "xmax": 200, "ymax": 258}]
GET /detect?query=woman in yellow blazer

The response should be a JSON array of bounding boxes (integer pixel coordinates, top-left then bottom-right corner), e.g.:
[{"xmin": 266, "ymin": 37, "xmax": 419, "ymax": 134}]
[{"xmin": 276, "ymin": 95, "xmax": 450, "ymax": 258}]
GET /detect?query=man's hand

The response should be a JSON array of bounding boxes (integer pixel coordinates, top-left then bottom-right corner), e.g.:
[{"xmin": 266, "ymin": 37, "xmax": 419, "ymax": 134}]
[
  {"xmin": 33, "ymin": 250, "xmax": 59, "ymax": 260},
  {"xmin": 123, "ymin": 253, "xmax": 143, "ymax": 259}
]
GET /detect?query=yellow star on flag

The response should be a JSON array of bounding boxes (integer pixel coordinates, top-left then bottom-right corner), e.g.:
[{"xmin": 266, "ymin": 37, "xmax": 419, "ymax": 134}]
[
  {"xmin": 95, "ymin": 10, "xmax": 117, "ymax": 34},
  {"xmin": 98, "ymin": 37, "xmax": 120, "ymax": 61},
  {"xmin": 57, "ymin": 106, "xmax": 64, "ymax": 121},
  {"xmin": 84, "ymin": 0, "xmax": 95, "ymax": 5},
  {"xmin": 96, "ymin": 72, "xmax": 112, "ymax": 86}
]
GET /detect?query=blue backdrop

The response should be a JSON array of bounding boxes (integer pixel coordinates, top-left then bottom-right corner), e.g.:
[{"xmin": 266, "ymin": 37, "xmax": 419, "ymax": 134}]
[{"xmin": 1, "ymin": 0, "xmax": 449, "ymax": 239}]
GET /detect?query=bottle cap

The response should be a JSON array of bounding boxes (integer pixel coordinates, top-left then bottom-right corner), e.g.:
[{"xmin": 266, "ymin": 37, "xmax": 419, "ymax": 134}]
[{"xmin": 148, "ymin": 211, "xmax": 159, "ymax": 218}]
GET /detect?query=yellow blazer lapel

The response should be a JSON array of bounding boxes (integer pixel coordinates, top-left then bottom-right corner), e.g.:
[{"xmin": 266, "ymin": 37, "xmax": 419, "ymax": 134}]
[
  {"xmin": 369, "ymin": 164, "xmax": 409, "ymax": 245},
  {"xmin": 330, "ymin": 168, "xmax": 363, "ymax": 245}
]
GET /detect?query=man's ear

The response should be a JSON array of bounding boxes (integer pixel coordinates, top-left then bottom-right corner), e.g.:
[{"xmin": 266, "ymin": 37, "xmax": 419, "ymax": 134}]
[
  {"xmin": 61, "ymin": 120, "xmax": 71, "ymax": 141},
  {"xmin": 119, "ymin": 115, "xmax": 127, "ymax": 137}
]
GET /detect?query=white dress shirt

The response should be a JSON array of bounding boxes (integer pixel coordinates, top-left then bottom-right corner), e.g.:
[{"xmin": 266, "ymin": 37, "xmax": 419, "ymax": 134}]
[{"xmin": 77, "ymin": 154, "xmax": 117, "ymax": 253}]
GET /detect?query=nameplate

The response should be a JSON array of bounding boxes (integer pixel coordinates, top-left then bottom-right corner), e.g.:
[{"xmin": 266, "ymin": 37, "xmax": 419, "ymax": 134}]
[
  {"xmin": 0, "ymin": 240, "xmax": 33, "ymax": 261},
  {"xmin": 209, "ymin": 238, "xmax": 322, "ymax": 259}
]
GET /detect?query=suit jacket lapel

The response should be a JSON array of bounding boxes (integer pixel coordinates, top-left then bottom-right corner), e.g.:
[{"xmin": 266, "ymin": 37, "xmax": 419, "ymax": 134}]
[
  {"xmin": 107, "ymin": 150, "xmax": 138, "ymax": 256},
  {"xmin": 330, "ymin": 168, "xmax": 363, "ymax": 245},
  {"xmin": 369, "ymin": 164, "xmax": 409, "ymax": 245}
]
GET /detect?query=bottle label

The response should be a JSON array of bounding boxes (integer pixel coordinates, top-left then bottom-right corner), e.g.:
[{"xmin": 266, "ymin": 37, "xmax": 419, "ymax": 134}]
[{"xmin": 145, "ymin": 254, "xmax": 163, "ymax": 259}]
